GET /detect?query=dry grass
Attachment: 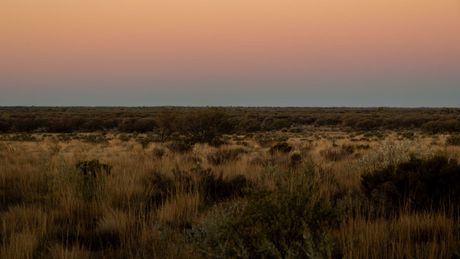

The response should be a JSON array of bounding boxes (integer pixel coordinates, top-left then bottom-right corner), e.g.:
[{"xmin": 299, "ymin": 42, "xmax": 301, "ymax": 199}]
[{"xmin": 1, "ymin": 131, "xmax": 460, "ymax": 258}]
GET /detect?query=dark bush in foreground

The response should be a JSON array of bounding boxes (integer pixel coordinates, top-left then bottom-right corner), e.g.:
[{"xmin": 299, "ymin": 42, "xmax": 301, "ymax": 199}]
[
  {"xmin": 190, "ymin": 167, "xmax": 340, "ymax": 258},
  {"xmin": 76, "ymin": 160, "xmax": 112, "ymax": 177},
  {"xmin": 198, "ymin": 169, "xmax": 251, "ymax": 204},
  {"xmin": 446, "ymin": 135, "xmax": 460, "ymax": 146},
  {"xmin": 361, "ymin": 155, "xmax": 460, "ymax": 213},
  {"xmin": 167, "ymin": 140, "xmax": 193, "ymax": 153},
  {"xmin": 270, "ymin": 142, "xmax": 293, "ymax": 154}
]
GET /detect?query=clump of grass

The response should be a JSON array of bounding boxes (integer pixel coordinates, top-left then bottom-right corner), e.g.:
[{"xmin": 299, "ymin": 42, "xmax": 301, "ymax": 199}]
[{"xmin": 320, "ymin": 144, "xmax": 355, "ymax": 161}]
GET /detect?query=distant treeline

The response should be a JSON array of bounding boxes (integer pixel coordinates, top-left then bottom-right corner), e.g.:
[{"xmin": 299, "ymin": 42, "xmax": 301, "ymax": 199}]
[{"xmin": 0, "ymin": 107, "xmax": 459, "ymax": 133}]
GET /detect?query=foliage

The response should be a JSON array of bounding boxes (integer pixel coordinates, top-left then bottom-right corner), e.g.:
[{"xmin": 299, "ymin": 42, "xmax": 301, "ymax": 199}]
[
  {"xmin": 362, "ymin": 155, "xmax": 460, "ymax": 213},
  {"xmin": 190, "ymin": 166, "xmax": 340, "ymax": 258},
  {"xmin": 446, "ymin": 135, "xmax": 460, "ymax": 146},
  {"xmin": 270, "ymin": 142, "xmax": 293, "ymax": 154},
  {"xmin": 196, "ymin": 167, "xmax": 251, "ymax": 205},
  {"xmin": 167, "ymin": 140, "xmax": 193, "ymax": 153}
]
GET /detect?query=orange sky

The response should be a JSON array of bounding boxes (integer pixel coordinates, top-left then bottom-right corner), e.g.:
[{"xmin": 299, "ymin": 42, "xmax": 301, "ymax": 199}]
[{"xmin": 1, "ymin": 0, "xmax": 459, "ymax": 105}]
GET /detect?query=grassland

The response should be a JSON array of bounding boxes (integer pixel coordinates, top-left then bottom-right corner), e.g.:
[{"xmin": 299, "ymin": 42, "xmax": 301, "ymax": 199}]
[{"xmin": 1, "ymin": 108, "xmax": 460, "ymax": 258}]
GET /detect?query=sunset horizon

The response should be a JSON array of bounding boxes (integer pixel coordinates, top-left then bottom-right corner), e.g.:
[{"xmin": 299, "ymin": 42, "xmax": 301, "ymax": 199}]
[{"xmin": 1, "ymin": 0, "xmax": 459, "ymax": 106}]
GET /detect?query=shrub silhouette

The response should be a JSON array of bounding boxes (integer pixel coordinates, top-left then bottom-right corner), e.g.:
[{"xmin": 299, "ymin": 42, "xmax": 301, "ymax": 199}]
[
  {"xmin": 155, "ymin": 108, "xmax": 179, "ymax": 141},
  {"xmin": 270, "ymin": 142, "xmax": 293, "ymax": 154},
  {"xmin": 167, "ymin": 140, "xmax": 193, "ymax": 153},
  {"xmin": 75, "ymin": 160, "xmax": 111, "ymax": 201},
  {"xmin": 446, "ymin": 135, "xmax": 460, "ymax": 146},
  {"xmin": 190, "ymin": 167, "xmax": 340, "ymax": 258},
  {"xmin": 197, "ymin": 168, "xmax": 251, "ymax": 204},
  {"xmin": 289, "ymin": 152, "xmax": 302, "ymax": 167},
  {"xmin": 143, "ymin": 171, "xmax": 175, "ymax": 210},
  {"xmin": 76, "ymin": 160, "xmax": 112, "ymax": 177},
  {"xmin": 361, "ymin": 155, "xmax": 460, "ymax": 213},
  {"xmin": 182, "ymin": 108, "xmax": 233, "ymax": 145}
]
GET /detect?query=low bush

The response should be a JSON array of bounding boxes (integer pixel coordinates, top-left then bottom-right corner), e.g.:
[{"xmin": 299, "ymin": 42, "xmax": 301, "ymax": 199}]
[
  {"xmin": 76, "ymin": 160, "xmax": 112, "ymax": 177},
  {"xmin": 167, "ymin": 140, "xmax": 193, "ymax": 153},
  {"xmin": 152, "ymin": 147, "xmax": 166, "ymax": 158},
  {"xmin": 143, "ymin": 171, "xmax": 175, "ymax": 210},
  {"xmin": 206, "ymin": 148, "xmax": 247, "ymax": 165},
  {"xmin": 270, "ymin": 142, "xmax": 293, "ymax": 154},
  {"xmin": 289, "ymin": 152, "xmax": 302, "ymax": 167},
  {"xmin": 361, "ymin": 155, "xmax": 460, "ymax": 214},
  {"xmin": 446, "ymin": 135, "xmax": 460, "ymax": 146},
  {"xmin": 197, "ymin": 168, "xmax": 251, "ymax": 204},
  {"xmin": 190, "ymin": 167, "xmax": 340, "ymax": 258}
]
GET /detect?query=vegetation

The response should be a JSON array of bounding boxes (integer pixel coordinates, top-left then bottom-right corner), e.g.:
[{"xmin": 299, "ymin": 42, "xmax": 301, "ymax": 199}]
[
  {"xmin": 362, "ymin": 155, "xmax": 460, "ymax": 214},
  {"xmin": 1, "ymin": 108, "xmax": 460, "ymax": 258},
  {"xmin": 1, "ymin": 107, "xmax": 460, "ymax": 134}
]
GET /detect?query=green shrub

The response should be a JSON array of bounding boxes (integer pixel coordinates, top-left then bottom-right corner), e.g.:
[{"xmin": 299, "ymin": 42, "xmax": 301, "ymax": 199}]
[{"xmin": 361, "ymin": 155, "xmax": 460, "ymax": 213}]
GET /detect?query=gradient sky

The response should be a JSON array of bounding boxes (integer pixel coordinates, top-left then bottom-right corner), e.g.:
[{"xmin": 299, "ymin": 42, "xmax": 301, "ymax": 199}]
[{"xmin": 1, "ymin": 0, "xmax": 459, "ymax": 106}]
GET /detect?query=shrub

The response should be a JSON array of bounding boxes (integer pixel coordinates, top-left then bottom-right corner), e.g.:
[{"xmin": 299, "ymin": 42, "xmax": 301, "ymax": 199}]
[
  {"xmin": 270, "ymin": 142, "xmax": 293, "ymax": 154},
  {"xmin": 361, "ymin": 155, "xmax": 460, "ymax": 213},
  {"xmin": 0, "ymin": 119, "xmax": 10, "ymax": 132},
  {"xmin": 181, "ymin": 108, "xmax": 233, "ymax": 145},
  {"xmin": 167, "ymin": 140, "xmax": 193, "ymax": 153},
  {"xmin": 155, "ymin": 108, "xmax": 179, "ymax": 141},
  {"xmin": 153, "ymin": 147, "xmax": 166, "ymax": 158},
  {"xmin": 189, "ymin": 167, "xmax": 340, "ymax": 258},
  {"xmin": 76, "ymin": 160, "xmax": 112, "ymax": 177},
  {"xmin": 79, "ymin": 134, "xmax": 108, "ymax": 144},
  {"xmin": 290, "ymin": 152, "xmax": 302, "ymax": 167},
  {"xmin": 197, "ymin": 167, "xmax": 251, "ymax": 204},
  {"xmin": 446, "ymin": 135, "xmax": 460, "ymax": 146},
  {"xmin": 75, "ymin": 160, "xmax": 111, "ymax": 201},
  {"xmin": 143, "ymin": 171, "xmax": 175, "ymax": 210}
]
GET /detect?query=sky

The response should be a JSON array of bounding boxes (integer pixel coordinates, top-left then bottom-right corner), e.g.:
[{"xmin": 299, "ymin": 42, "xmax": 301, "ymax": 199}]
[{"xmin": 1, "ymin": 0, "xmax": 459, "ymax": 106}]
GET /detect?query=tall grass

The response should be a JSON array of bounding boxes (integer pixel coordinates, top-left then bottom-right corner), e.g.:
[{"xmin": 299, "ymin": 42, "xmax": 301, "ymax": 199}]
[{"xmin": 0, "ymin": 132, "xmax": 459, "ymax": 258}]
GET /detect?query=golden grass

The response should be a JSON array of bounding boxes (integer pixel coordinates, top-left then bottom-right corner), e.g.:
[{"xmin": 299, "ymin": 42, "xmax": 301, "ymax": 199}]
[{"xmin": 1, "ymin": 131, "xmax": 459, "ymax": 258}]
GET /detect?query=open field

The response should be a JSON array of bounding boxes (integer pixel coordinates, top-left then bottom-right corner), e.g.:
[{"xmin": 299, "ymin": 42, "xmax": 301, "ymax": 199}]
[{"xmin": 1, "ymin": 108, "xmax": 460, "ymax": 258}]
